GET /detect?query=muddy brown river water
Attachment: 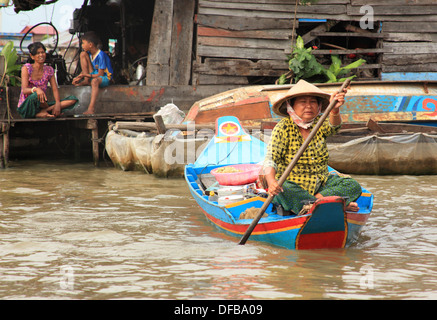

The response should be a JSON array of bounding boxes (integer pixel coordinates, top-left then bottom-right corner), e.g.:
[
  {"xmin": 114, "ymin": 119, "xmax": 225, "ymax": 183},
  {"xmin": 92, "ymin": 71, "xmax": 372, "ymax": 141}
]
[{"xmin": 1, "ymin": 161, "xmax": 436, "ymax": 300}]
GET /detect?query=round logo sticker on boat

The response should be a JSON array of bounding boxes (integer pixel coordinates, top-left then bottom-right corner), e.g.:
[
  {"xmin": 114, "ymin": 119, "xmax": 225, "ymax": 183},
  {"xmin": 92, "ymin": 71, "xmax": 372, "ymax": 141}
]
[{"xmin": 219, "ymin": 121, "xmax": 240, "ymax": 136}]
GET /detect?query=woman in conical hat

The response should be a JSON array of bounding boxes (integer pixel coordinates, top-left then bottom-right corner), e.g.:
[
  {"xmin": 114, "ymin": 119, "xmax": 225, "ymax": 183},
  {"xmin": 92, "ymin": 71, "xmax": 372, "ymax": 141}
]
[{"xmin": 263, "ymin": 80, "xmax": 361, "ymax": 214}]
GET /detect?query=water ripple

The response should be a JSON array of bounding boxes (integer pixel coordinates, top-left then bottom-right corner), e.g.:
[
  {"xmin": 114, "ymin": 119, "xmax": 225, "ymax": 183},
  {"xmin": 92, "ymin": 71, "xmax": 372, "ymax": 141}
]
[{"xmin": 0, "ymin": 163, "xmax": 436, "ymax": 299}]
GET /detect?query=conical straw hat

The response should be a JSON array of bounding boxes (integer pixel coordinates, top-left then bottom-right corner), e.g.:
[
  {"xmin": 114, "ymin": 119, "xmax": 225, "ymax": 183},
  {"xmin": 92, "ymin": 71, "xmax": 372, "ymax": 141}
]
[{"xmin": 272, "ymin": 80, "xmax": 331, "ymax": 117}]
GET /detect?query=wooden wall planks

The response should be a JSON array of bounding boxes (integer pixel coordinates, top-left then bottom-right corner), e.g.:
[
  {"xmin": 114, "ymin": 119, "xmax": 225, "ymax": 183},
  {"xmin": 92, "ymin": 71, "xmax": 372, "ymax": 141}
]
[
  {"xmin": 193, "ymin": 0, "xmax": 437, "ymax": 83},
  {"xmin": 194, "ymin": 0, "xmax": 296, "ymax": 84},
  {"xmin": 169, "ymin": 0, "xmax": 196, "ymax": 85},
  {"xmin": 146, "ymin": 0, "xmax": 195, "ymax": 86},
  {"xmin": 146, "ymin": 0, "xmax": 437, "ymax": 86},
  {"xmin": 146, "ymin": 0, "xmax": 173, "ymax": 86}
]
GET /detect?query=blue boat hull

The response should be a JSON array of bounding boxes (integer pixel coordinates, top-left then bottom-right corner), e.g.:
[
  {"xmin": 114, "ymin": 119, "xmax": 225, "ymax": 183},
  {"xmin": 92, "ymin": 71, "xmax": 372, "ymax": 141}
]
[{"xmin": 185, "ymin": 115, "xmax": 373, "ymax": 249}]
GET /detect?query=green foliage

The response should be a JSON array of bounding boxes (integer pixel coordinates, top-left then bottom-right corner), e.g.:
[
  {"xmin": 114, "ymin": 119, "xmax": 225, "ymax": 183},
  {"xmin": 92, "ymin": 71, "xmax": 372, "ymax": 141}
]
[
  {"xmin": 278, "ymin": 36, "xmax": 366, "ymax": 84},
  {"xmin": 279, "ymin": 36, "xmax": 323, "ymax": 84},
  {"xmin": 324, "ymin": 55, "xmax": 366, "ymax": 83},
  {"xmin": 1, "ymin": 41, "xmax": 22, "ymax": 86},
  {"xmin": 298, "ymin": 0, "xmax": 319, "ymax": 4}
]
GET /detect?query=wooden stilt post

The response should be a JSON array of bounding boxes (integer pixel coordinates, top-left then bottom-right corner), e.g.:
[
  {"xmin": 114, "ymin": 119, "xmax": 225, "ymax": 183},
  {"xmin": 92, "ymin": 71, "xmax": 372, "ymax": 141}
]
[
  {"xmin": 3, "ymin": 123, "xmax": 9, "ymax": 168},
  {"xmin": 87, "ymin": 119, "xmax": 99, "ymax": 166},
  {"xmin": 0, "ymin": 123, "xmax": 4, "ymax": 169},
  {"xmin": 0, "ymin": 123, "xmax": 9, "ymax": 168}
]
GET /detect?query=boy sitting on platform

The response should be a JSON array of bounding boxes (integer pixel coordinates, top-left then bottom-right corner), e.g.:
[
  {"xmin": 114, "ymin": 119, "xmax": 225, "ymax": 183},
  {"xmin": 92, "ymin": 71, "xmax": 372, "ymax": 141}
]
[{"xmin": 72, "ymin": 31, "xmax": 113, "ymax": 115}]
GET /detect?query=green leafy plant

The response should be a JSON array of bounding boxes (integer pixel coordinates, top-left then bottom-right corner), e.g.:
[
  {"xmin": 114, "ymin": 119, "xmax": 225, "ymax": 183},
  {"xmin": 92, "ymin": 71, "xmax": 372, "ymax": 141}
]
[
  {"xmin": 278, "ymin": 36, "xmax": 323, "ymax": 84},
  {"xmin": 323, "ymin": 55, "xmax": 366, "ymax": 83},
  {"xmin": 0, "ymin": 41, "xmax": 22, "ymax": 86},
  {"xmin": 278, "ymin": 35, "xmax": 366, "ymax": 84}
]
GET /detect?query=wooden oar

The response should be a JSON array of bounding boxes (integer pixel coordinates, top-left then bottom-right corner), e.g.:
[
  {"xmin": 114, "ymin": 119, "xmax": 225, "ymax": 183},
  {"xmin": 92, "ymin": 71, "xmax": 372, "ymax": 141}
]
[{"xmin": 238, "ymin": 78, "xmax": 351, "ymax": 245}]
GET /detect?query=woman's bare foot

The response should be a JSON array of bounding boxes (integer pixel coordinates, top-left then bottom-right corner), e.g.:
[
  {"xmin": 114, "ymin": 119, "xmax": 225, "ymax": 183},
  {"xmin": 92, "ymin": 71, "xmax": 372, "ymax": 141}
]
[
  {"xmin": 314, "ymin": 193, "xmax": 360, "ymax": 212},
  {"xmin": 35, "ymin": 111, "xmax": 55, "ymax": 118},
  {"xmin": 83, "ymin": 109, "xmax": 95, "ymax": 115},
  {"xmin": 345, "ymin": 202, "xmax": 359, "ymax": 212}
]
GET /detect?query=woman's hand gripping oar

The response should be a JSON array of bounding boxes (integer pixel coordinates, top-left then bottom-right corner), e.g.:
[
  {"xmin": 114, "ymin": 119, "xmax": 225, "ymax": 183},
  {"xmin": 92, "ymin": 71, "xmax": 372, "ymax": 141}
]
[{"xmin": 238, "ymin": 78, "xmax": 351, "ymax": 246}]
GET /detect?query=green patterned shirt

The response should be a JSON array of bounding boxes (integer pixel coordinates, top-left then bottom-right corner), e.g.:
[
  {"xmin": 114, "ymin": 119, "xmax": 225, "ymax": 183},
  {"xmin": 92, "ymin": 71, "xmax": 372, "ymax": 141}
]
[{"xmin": 264, "ymin": 116, "xmax": 341, "ymax": 195}]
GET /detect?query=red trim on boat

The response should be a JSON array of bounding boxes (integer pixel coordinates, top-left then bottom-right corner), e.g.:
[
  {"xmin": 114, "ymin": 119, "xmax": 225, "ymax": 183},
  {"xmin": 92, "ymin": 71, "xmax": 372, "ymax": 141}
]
[
  {"xmin": 296, "ymin": 231, "xmax": 346, "ymax": 249},
  {"xmin": 203, "ymin": 210, "xmax": 307, "ymax": 235}
]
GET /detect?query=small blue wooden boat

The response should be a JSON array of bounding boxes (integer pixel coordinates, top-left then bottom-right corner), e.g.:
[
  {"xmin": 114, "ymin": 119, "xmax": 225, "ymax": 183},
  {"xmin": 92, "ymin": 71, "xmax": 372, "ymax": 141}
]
[{"xmin": 184, "ymin": 116, "xmax": 373, "ymax": 249}]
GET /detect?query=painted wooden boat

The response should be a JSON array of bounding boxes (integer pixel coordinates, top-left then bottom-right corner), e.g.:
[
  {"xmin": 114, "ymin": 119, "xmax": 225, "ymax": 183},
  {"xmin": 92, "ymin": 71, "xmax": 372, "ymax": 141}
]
[
  {"xmin": 107, "ymin": 120, "xmax": 437, "ymax": 176},
  {"xmin": 184, "ymin": 116, "xmax": 373, "ymax": 249},
  {"xmin": 184, "ymin": 80, "xmax": 437, "ymax": 126},
  {"xmin": 106, "ymin": 80, "xmax": 437, "ymax": 176}
]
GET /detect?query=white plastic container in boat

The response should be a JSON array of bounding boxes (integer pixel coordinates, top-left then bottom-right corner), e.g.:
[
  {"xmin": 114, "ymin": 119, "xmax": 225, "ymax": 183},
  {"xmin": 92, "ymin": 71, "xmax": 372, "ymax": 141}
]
[
  {"xmin": 217, "ymin": 183, "xmax": 256, "ymax": 197},
  {"xmin": 217, "ymin": 186, "xmax": 245, "ymax": 197},
  {"xmin": 218, "ymin": 195, "xmax": 244, "ymax": 206}
]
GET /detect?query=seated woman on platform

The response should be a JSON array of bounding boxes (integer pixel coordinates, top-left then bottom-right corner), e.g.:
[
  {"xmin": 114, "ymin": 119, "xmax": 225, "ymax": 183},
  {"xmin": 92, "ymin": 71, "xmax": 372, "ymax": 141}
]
[
  {"xmin": 263, "ymin": 80, "xmax": 362, "ymax": 215},
  {"xmin": 17, "ymin": 42, "xmax": 78, "ymax": 118}
]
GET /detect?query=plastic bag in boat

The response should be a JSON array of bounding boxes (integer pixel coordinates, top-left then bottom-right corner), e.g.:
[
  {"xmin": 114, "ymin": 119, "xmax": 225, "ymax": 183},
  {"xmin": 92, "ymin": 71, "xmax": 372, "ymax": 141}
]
[{"xmin": 153, "ymin": 103, "xmax": 185, "ymax": 124}]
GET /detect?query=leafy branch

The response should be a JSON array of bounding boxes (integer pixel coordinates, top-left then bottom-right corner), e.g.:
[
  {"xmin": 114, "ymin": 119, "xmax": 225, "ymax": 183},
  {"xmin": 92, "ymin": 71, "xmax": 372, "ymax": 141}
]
[
  {"xmin": 278, "ymin": 35, "xmax": 366, "ymax": 84},
  {"xmin": 324, "ymin": 55, "xmax": 366, "ymax": 83},
  {"xmin": 0, "ymin": 41, "xmax": 22, "ymax": 87}
]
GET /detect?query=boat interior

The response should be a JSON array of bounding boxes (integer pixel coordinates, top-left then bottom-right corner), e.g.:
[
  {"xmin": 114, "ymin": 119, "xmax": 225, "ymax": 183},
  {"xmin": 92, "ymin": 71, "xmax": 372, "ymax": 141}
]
[{"xmin": 184, "ymin": 163, "xmax": 374, "ymax": 223}]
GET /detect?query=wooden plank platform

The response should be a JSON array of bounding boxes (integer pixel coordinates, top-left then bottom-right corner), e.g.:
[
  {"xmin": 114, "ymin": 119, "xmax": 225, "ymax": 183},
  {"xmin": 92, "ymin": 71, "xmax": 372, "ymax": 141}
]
[
  {"xmin": 0, "ymin": 83, "xmax": 243, "ymax": 168},
  {"xmin": 0, "ymin": 113, "xmax": 156, "ymax": 168}
]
